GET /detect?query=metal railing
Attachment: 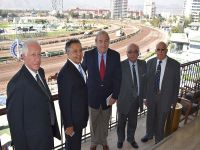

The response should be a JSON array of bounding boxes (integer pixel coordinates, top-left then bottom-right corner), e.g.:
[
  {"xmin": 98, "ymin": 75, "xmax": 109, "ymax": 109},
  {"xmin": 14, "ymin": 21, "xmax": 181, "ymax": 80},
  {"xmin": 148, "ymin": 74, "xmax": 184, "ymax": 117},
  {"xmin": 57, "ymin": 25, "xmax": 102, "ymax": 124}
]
[
  {"xmin": 180, "ymin": 59, "xmax": 200, "ymax": 89},
  {"xmin": 0, "ymin": 59, "xmax": 200, "ymax": 149}
]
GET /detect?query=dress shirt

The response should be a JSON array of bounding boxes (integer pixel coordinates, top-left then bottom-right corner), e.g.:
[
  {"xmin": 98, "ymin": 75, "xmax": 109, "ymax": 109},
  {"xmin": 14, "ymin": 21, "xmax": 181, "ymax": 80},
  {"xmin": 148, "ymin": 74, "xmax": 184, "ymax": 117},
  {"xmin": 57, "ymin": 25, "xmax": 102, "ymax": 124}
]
[
  {"xmin": 68, "ymin": 59, "xmax": 86, "ymax": 83},
  {"xmin": 25, "ymin": 65, "xmax": 43, "ymax": 83},
  {"xmin": 98, "ymin": 51, "xmax": 107, "ymax": 69}
]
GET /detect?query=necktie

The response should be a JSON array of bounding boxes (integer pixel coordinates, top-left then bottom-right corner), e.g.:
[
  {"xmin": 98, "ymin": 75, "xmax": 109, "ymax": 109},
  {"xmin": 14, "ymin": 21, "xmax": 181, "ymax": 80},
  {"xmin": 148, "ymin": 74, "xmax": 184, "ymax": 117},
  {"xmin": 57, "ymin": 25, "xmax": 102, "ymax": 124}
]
[
  {"xmin": 154, "ymin": 61, "xmax": 162, "ymax": 93},
  {"xmin": 132, "ymin": 64, "xmax": 138, "ymax": 94},
  {"xmin": 78, "ymin": 64, "xmax": 84, "ymax": 78},
  {"xmin": 100, "ymin": 54, "xmax": 105, "ymax": 81},
  {"xmin": 36, "ymin": 73, "xmax": 55, "ymax": 125}
]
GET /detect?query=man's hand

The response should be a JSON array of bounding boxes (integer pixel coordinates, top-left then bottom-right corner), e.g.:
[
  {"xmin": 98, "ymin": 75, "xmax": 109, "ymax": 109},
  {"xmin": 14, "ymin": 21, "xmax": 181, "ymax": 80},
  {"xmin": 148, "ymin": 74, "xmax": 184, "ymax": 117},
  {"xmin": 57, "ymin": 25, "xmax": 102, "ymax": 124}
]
[
  {"xmin": 109, "ymin": 98, "xmax": 117, "ymax": 105},
  {"xmin": 65, "ymin": 126, "xmax": 74, "ymax": 137}
]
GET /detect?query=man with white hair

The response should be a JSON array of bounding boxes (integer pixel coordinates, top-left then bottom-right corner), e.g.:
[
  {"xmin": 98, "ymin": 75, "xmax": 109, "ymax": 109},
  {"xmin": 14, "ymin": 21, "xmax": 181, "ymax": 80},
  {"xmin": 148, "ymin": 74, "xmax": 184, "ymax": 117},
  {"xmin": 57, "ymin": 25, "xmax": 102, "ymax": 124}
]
[
  {"xmin": 6, "ymin": 39, "xmax": 61, "ymax": 150},
  {"xmin": 141, "ymin": 41, "xmax": 180, "ymax": 144}
]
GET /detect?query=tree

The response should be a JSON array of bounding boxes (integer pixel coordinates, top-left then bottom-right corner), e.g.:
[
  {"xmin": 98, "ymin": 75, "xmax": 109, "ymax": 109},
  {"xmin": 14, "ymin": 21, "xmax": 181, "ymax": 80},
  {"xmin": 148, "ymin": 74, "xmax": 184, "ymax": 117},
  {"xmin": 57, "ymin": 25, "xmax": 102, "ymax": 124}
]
[
  {"xmin": 183, "ymin": 15, "xmax": 192, "ymax": 28},
  {"xmin": 171, "ymin": 25, "xmax": 183, "ymax": 33},
  {"xmin": 150, "ymin": 17, "xmax": 161, "ymax": 27}
]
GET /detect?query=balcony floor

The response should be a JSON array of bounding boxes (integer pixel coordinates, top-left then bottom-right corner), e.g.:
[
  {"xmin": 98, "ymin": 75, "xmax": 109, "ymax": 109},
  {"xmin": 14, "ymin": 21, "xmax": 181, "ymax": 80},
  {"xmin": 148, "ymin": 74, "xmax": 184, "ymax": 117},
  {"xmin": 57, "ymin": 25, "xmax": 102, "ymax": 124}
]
[
  {"xmin": 81, "ymin": 115, "xmax": 200, "ymax": 150},
  {"xmin": 1, "ymin": 108, "xmax": 200, "ymax": 150},
  {"xmin": 81, "ymin": 115, "xmax": 154, "ymax": 150}
]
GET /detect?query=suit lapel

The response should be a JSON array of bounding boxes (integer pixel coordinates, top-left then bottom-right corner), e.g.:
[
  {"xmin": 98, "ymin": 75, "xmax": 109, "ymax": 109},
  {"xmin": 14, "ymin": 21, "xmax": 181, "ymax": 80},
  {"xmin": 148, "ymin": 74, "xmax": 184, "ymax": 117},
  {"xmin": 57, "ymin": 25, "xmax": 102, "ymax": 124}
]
[
  {"xmin": 39, "ymin": 69, "xmax": 51, "ymax": 98},
  {"xmin": 93, "ymin": 49, "xmax": 101, "ymax": 81},
  {"xmin": 104, "ymin": 49, "xmax": 111, "ymax": 80},
  {"xmin": 152, "ymin": 58, "xmax": 157, "ymax": 75},
  {"xmin": 137, "ymin": 60, "xmax": 142, "ymax": 87},
  {"xmin": 22, "ymin": 65, "xmax": 50, "ymax": 98},
  {"xmin": 68, "ymin": 60, "xmax": 86, "ymax": 85},
  {"xmin": 161, "ymin": 57, "xmax": 170, "ymax": 90}
]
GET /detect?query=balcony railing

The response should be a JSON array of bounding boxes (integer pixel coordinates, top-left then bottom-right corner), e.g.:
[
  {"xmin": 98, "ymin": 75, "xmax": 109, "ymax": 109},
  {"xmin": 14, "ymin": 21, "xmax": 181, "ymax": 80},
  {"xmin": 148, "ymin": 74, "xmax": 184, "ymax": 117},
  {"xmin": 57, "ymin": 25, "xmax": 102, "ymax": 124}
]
[{"xmin": 0, "ymin": 59, "xmax": 200, "ymax": 149}]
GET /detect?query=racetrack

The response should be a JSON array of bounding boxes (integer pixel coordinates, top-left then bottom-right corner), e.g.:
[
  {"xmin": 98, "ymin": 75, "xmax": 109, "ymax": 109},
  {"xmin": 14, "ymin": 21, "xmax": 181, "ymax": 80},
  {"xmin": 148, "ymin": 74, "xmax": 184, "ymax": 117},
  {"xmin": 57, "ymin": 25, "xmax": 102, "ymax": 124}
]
[{"xmin": 0, "ymin": 25, "xmax": 166, "ymax": 93}]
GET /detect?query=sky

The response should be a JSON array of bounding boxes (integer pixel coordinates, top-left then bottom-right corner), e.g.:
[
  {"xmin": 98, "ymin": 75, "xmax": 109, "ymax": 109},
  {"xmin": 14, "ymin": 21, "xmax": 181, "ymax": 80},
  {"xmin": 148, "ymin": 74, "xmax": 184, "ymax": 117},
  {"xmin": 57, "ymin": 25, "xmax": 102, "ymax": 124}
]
[{"xmin": 0, "ymin": 0, "xmax": 185, "ymax": 10}]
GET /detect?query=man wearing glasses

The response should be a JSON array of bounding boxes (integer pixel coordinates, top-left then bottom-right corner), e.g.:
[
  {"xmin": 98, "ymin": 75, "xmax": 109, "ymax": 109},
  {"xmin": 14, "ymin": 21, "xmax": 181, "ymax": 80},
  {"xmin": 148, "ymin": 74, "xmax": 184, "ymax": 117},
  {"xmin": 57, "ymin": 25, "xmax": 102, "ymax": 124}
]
[
  {"xmin": 141, "ymin": 41, "xmax": 180, "ymax": 144},
  {"xmin": 117, "ymin": 43, "xmax": 147, "ymax": 149}
]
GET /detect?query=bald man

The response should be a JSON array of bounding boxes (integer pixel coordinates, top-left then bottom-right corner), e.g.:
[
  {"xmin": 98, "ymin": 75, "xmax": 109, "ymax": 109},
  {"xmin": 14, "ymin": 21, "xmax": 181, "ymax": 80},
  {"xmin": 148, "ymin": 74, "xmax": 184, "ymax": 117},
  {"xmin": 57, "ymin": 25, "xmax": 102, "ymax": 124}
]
[
  {"xmin": 141, "ymin": 41, "xmax": 180, "ymax": 144},
  {"xmin": 117, "ymin": 43, "xmax": 147, "ymax": 149}
]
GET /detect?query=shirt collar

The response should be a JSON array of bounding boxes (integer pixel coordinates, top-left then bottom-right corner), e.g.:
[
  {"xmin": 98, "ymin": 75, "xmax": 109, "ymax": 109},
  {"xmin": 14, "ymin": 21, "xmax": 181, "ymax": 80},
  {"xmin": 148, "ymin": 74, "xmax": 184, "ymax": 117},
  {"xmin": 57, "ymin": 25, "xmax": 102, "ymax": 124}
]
[
  {"xmin": 68, "ymin": 58, "xmax": 80, "ymax": 69},
  {"xmin": 25, "ymin": 65, "xmax": 38, "ymax": 80},
  {"xmin": 98, "ymin": 51, "xmax": 107, "ymax": 56},
  {"xmin": 128, "ymin": 60, "xmax": 137, "ymax": 66},
  {"xmin": 157, "ymin": 56, "xmax": 167, "ymax": 64}
]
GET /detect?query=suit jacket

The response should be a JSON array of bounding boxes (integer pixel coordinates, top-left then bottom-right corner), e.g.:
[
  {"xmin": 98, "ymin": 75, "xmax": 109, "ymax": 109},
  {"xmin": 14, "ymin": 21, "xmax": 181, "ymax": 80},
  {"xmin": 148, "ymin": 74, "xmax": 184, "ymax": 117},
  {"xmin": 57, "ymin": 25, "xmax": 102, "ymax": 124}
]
[
  {"xmin": 82, "ymin": 48, "xmax": 122, "ymax": 109},
  {"xmin": 57, "ymin": 60, "xmax": 88, "ymax": 130},
  {"xmin": 6, "ymin": 65, "xmax": 61, "ymax": 150},
  {"xmin": 146, "ymin": 56, "xmax": 180, "ymax": 113},
  {"xmin": 117, "ymin": 59, "xmax": 147, "ymax": 115}
]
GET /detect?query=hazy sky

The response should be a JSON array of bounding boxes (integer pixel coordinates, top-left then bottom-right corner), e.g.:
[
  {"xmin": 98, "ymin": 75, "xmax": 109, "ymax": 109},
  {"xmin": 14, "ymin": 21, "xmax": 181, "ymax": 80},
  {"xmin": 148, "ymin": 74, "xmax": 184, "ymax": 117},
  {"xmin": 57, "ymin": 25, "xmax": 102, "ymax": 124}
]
[{"xmin": 0, "ymin": 0, "xmax": 184, "ymax": 10}]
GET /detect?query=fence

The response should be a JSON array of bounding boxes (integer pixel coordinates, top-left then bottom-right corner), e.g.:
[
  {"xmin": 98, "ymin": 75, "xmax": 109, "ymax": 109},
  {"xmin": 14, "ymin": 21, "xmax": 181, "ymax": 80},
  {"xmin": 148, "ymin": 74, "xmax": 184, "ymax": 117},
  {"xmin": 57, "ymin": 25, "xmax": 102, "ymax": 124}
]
[{"xmin": 0, "ymin": 59, "xmax": 200, "ymax": 149}]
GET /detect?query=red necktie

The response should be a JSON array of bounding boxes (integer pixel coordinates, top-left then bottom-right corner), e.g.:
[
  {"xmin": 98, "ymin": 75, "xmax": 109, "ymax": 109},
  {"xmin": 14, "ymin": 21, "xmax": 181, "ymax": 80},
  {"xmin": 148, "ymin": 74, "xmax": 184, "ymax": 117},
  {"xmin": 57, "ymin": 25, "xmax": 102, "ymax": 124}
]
[{"xmin": 100, "ymin": 54, "xmax": 105, "ymax": 81}]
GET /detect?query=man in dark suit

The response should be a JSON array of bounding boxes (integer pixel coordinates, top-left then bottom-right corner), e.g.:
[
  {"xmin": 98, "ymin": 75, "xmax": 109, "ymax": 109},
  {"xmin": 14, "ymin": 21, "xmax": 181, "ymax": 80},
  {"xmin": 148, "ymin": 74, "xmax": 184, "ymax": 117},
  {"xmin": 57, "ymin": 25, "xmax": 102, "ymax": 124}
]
[
  {"xmin": 141, "ymin": 41, "xmax": 180, "ymax": 143},
  {"xmin": 82, "ymin": 31, "xmax": 121, "ymax": 150},
  {"xmin": 57, "ymin": 39, "xmax": 88, "ymax": 150},
  {"xmin": 117, "ymin": 43, "xmax": 147, "ymax": 149},
  {"xmin": 6, "ymin": 40, "xmax": 61, "ymax": 150}
]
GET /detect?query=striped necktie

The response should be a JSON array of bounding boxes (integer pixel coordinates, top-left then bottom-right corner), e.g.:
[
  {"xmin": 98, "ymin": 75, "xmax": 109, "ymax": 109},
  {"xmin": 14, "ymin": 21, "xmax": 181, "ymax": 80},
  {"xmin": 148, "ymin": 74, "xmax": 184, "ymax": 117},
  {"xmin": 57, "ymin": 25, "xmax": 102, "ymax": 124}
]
[
  {"xmin": 132, "ymin": 64, "xmax": 138, "ymax": 94},
  {"xmin": 154, "ymin": 60, "xmax": 162, "ymax": 93}
]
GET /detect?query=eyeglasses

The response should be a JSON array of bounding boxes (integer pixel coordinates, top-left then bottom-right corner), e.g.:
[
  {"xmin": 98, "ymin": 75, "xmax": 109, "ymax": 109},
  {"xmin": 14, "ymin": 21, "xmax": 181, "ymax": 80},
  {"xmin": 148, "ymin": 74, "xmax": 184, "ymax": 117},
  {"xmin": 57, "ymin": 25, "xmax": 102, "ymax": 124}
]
[
  {"xmin": 156, "ymin": 48, "xmax": 166, "ymax": 52},
  {"xmin": 127, "ymin": 50, "xmax": 139, "ymax": 54}
]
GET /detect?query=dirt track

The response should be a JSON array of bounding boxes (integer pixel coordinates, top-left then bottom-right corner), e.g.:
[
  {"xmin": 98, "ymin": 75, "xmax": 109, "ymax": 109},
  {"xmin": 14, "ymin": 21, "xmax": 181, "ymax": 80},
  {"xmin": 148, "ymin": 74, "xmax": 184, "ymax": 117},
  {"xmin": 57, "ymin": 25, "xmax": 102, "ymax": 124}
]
[{"xmin": 0, "ymin": 26, "xmax": 166, "ymax": 93}]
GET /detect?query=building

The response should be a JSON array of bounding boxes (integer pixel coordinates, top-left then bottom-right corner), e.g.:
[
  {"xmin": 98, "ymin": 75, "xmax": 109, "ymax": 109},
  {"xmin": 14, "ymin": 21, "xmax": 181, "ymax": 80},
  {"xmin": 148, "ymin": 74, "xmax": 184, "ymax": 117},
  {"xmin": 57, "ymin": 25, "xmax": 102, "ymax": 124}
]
[
  {"xmin": 68, "ymin": 8, "xmax": 110, "ymax": 19},
  {"xmin": 143, "ymin": 0, "xmax": 156, "ymax": 18},
  {"xmin": 111, "ymin": 0, "xmax": 128, "ymax": 19},
  {"xmin": 127, "ymin": 10, "xmax": 143, "ymax": 19},
  {"xmin": 184, "ymin": 0, "xmax": 200, "ymax": 22}
]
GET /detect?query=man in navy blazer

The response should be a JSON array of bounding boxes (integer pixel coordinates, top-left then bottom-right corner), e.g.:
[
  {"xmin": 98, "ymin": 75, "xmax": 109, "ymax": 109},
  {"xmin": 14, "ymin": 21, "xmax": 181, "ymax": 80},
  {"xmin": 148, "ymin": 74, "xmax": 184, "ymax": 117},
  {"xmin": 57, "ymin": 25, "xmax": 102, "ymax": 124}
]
[
  {"xmin": 57, "ymin": 39, "xmax": 88, "ymax": 150},
  {"xmin": 6, "ymin": 40, "xmax": 61, "ymax": 150},
  {"xmin": 82, "ymin": 31, "xmax": 122, "ymax": 150}
]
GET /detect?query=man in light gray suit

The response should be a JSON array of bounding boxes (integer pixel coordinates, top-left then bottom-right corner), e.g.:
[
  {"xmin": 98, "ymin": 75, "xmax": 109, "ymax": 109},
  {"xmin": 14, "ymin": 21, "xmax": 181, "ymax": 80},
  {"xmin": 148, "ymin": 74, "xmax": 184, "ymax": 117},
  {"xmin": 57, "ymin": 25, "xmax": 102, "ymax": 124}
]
[
  {"xmin": 141, "ymin": 41, "xmax": 180, "ymax": 144},
  {"xmin": 117, "ymin": 43, "xmax": 147, "ymax": 149}
]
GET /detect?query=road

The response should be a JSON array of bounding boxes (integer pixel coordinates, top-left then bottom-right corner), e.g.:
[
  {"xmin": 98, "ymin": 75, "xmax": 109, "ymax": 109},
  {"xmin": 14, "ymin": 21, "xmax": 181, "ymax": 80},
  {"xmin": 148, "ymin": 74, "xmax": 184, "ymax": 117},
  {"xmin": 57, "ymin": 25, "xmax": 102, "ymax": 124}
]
[{"xmin": 0, "ymin": 26, "xmax": 166, "ymax": 93}]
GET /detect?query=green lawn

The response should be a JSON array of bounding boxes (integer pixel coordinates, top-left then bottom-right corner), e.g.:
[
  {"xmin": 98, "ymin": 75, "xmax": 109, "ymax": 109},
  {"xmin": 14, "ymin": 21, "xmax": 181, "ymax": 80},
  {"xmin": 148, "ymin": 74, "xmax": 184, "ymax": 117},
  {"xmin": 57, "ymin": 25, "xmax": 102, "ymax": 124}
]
[
  {"xmin": 47, "ymin": 29, "xmax": 70, "ymax": 37},
  {"xmin": 0, "ymin": 22, "xmax": 10, "ymax": 28}
]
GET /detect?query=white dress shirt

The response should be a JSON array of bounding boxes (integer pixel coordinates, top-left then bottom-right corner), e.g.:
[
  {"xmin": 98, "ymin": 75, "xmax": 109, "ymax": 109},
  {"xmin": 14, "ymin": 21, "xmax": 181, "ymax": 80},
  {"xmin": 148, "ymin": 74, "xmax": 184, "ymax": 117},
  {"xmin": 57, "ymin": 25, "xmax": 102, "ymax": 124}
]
[
  {"xmin": 68, "ymin": 59, "xmax": 86, "ymax": 83},
  {"xmin": 25, "ymin": 65, "xmax": 43, "ymax": 83}
]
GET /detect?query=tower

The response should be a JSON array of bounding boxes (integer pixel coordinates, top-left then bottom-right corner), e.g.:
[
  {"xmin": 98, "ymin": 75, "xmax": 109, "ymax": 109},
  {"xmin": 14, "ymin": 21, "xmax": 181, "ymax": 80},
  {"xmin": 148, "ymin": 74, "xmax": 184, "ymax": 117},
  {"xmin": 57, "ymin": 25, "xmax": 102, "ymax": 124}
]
[
  {"xmin": 144, "ymin": 0, "xmax": 156, "ymax": 18},
  {"xmin": 111, "ymin": 0, "xmax": 128, "ymax": 19}
]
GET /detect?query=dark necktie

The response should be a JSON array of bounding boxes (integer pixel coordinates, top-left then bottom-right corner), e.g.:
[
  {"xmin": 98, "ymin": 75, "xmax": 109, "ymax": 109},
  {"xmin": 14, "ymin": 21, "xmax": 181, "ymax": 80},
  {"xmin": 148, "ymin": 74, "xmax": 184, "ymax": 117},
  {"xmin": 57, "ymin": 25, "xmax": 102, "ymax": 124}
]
[
  {"xmin": 100, "ymin": 54, "xmax": 105, "ymax": 81},
  {"xmin": 132, "ymin": 64, "xmax": 138, "ymax": 94},
  {"xmin": 36, "ymin": 73, "xmax": 55, "ymax": 125},
  {"xmin": 154, "ymin": 61, "xmax": 162, "ymax": 93}
]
